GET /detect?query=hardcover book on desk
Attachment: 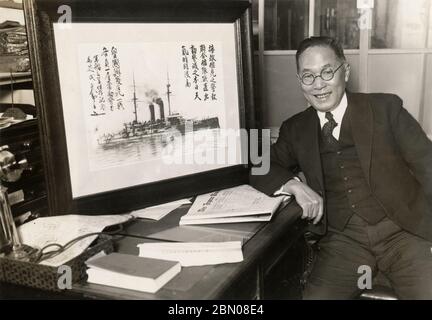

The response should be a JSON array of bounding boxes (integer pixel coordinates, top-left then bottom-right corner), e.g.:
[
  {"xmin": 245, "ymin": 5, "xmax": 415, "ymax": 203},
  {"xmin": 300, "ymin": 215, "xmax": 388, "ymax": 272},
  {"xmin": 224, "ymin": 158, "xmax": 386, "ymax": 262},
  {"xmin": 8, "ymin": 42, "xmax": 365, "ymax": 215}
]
[{"xmin": 86, "ymin": 252, "xmax": 181, "ymax": 294}]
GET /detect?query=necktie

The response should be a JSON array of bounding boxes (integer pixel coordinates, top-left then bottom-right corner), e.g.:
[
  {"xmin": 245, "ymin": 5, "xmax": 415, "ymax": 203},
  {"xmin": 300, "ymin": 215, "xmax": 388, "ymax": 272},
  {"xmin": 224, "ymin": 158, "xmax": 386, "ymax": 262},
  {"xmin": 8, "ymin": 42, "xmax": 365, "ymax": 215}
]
[{"xmin": 322, "ymin": 112, "xmax": 338, "ymax": 147}]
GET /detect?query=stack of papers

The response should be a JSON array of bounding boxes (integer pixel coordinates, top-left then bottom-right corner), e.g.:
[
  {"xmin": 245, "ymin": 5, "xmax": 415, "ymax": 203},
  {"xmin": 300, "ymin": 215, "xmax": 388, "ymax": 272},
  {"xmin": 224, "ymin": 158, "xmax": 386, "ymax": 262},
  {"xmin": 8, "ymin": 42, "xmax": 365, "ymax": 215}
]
[
  {"xmin": 179, "ymin": 184, "xmax": 286, "ymax": 225},
  {"xmin": 130, "ymin": 198, "xmax": 191, "ymax": 221},
  {"xmin": 137, "ymin": 241, "xmax": 243, "ymax": 267},
  {"xmin": 86, "ymin": 252, "xmax": 181, "ymax": 294},
  {"xmin": 17, "ymin": 214, "xmax": 131, "ymax": 266}
]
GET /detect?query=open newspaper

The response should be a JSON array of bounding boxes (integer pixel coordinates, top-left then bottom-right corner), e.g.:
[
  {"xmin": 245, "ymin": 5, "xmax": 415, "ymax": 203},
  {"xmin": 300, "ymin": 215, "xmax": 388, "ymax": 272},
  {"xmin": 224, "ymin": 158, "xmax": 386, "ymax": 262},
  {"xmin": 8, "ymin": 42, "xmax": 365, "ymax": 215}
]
[{"xmin": 179, "ymin": 184, "xmax": 289, "ymax": 226}]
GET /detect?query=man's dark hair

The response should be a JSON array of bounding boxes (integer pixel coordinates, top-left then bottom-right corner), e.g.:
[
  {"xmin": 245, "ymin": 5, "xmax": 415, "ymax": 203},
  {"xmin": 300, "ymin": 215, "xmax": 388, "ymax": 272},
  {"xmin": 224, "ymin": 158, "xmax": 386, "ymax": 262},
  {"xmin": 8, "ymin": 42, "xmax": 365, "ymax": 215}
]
[{"xmin": 295, "ymin": 36, "xmax": 346, "ymax": 70}]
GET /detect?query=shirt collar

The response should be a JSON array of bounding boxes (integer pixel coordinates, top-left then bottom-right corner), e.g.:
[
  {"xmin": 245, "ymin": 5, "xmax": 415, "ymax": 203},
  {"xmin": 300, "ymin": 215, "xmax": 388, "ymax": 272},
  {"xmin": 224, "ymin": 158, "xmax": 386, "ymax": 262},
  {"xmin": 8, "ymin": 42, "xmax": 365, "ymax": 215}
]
[{"xmin": 316, "ymin": 92, "xmax": 348, "ymax": 127}]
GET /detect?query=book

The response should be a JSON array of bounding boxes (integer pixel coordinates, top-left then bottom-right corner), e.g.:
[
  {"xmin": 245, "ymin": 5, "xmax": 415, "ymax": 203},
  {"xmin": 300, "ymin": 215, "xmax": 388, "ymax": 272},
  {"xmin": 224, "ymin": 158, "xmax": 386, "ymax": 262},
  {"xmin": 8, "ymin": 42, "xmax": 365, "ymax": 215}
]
[
  {"xmin": 85, "ymin": 252, "xmax": 181, "ymax": 293},
  {"xmin": 179, "ymin": 214, "xmax": 274, "ymax": 226},
  {"xmin": 179, "ymin": 184, "xmax": 289, "ymax": 226},
  {"xmin": 137, "ymin": 241, "xmax": 243, "ymax": 267},
  {"xmin": 147, "ymin": 222, "xmax": 261, "ymax": 244}
]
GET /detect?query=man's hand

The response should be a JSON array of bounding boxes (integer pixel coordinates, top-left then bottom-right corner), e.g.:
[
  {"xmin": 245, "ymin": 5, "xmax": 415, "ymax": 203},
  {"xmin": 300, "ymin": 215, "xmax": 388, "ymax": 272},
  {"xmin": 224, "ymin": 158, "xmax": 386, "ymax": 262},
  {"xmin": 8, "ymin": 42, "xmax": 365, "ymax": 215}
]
[{"xmin": 282, "ymin": 179, "xmax": 323, "ymax": 224}]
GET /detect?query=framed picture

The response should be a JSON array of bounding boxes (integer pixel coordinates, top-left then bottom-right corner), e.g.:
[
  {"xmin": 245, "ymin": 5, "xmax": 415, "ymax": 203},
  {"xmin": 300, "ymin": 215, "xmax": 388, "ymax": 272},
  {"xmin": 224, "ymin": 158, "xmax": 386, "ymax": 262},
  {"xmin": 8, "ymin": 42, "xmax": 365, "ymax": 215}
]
[{"xmin": 24, "ymin": 0, "xmax": 255, "ymax": 215}]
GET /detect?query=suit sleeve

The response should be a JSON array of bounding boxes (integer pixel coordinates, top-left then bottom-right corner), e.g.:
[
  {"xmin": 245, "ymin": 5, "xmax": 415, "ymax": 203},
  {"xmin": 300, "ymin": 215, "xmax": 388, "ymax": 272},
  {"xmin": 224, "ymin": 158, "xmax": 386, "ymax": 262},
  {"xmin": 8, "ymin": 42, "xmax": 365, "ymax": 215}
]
[
  {"xmin": 250, "ymin": 120, "xmax": 300, "ymax": 195},
  {"xmin": 390, "ymin": 95, "xmax": 432, "ymax": 206}
]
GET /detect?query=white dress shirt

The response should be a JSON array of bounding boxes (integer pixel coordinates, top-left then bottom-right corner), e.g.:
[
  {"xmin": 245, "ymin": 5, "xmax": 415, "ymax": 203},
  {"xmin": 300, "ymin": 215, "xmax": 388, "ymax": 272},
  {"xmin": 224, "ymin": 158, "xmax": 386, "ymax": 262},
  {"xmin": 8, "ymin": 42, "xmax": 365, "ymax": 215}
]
[
  {"xmin": 316, "ymin": 92, "xmax": 348, "ymax": 140},
  {"xmin": 274, "ymin": 92, "xmax": 349, "ymax": 196}
]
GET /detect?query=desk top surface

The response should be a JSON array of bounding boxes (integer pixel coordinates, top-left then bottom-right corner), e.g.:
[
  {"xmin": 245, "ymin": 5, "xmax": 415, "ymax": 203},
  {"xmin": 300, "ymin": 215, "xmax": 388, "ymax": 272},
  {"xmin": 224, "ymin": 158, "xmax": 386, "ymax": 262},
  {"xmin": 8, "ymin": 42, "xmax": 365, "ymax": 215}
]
[{"xmin": 0, "ymin": 201, "xmax": 304, "ymax": 300}]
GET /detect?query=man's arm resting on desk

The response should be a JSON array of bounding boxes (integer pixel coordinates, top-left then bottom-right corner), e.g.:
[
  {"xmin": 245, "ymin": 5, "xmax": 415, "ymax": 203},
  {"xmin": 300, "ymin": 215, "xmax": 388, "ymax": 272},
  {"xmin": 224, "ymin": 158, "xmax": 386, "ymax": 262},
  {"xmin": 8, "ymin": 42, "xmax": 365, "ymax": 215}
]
[
  {"xmin": 278, "ymin": 179, "xmax": 323, "ymax": 225},
  {"xmin": 249, "ymin": 161, "xmax": 323, "ymax": 224},
  {"xmin": 250, "ymin": 119, "xmax": 323, "ymax": 225}
]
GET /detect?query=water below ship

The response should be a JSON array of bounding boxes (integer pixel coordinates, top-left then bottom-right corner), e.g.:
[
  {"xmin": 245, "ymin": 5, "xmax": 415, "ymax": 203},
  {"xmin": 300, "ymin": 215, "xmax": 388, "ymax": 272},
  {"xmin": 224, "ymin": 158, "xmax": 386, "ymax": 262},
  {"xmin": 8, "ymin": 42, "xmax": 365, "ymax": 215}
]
[
  {"xmin": 90, "ymin": 128, "xmax": 227, "ymax": 170},
  {"xmin": 97, "ymin": 115, "xmax": 220, "ymax": 149}
]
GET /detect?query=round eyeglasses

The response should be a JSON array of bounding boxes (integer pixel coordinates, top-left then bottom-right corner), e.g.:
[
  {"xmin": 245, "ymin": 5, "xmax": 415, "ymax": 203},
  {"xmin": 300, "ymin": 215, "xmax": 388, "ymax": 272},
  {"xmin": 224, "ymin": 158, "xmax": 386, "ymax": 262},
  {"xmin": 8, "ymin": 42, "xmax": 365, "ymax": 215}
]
[{"xmin": 298, "ymin": 63, "xmax": 345, "ymax": 86}]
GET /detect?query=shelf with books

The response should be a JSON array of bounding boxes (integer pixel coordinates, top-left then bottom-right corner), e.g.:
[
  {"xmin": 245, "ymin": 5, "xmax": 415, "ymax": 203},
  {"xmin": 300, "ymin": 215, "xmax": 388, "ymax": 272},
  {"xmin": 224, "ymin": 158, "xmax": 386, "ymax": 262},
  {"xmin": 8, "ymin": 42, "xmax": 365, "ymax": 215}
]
[
  {"xmin": 0, "ymin": 6, "xmax": 31, "ymax": 82},
  {"xmin": 0, "ymin": 1, "xmax": 23, "ymax": 10},
  {"xmin": 0, "ymin": 72, "xmax": 31, "ymax": 86}
]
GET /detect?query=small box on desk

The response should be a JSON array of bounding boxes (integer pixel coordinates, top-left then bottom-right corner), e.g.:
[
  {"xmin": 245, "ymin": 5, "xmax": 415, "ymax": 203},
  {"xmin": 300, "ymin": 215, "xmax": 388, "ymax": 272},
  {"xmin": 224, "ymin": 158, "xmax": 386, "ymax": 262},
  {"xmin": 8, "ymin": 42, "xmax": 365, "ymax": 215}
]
[{"xmin": 0, "ymin": 235, "xmax": 113, "ymax": 292}]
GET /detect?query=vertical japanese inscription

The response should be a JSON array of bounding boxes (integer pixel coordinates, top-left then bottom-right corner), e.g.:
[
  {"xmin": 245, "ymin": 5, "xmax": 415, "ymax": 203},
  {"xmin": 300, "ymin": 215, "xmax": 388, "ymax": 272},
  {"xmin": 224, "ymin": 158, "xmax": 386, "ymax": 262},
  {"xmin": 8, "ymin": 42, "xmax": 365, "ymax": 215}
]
[
  {"xmin": 182, "ymin": 43, "xmax": 217, "ymax": 102},
  {"xmin": 86, "ymin": 46, "xmax": 124, "ymax": 116},
  {"xmin": 208, "ymin": 44, "xmax": 217, "ymax": 101}
]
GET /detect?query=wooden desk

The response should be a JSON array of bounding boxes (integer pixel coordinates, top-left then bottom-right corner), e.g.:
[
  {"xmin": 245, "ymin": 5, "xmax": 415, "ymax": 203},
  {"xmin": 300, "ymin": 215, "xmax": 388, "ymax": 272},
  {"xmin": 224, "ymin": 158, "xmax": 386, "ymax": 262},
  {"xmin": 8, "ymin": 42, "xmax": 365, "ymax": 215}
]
[{"xmin": 0, "ymin": 202, "xmax": 307, "ymax": 300}]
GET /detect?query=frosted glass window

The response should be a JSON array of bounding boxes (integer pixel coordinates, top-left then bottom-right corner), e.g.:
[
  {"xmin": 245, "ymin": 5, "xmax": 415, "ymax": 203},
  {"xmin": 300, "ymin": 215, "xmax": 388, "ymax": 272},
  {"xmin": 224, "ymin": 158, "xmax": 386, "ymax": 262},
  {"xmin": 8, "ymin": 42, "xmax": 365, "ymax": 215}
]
[
  {"xmin": 372, "ymin": 0, "xmax": 429, "ymax": 49},
  {"xmin": 252, "ymin": 0, "xmax": 259, "ymax": 50},
  {"xmin": 428, "ymin": 1, "xmax": 432, "ymax": 48}
]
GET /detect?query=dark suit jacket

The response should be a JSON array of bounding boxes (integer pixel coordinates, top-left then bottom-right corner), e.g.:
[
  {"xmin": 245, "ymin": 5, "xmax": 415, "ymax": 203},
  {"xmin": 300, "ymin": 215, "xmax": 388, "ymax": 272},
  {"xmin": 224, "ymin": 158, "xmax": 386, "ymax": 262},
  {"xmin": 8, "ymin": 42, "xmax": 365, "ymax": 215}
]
[{"xmin": 251, "ymin": 92, "xmax": 432, "ymax": 241}]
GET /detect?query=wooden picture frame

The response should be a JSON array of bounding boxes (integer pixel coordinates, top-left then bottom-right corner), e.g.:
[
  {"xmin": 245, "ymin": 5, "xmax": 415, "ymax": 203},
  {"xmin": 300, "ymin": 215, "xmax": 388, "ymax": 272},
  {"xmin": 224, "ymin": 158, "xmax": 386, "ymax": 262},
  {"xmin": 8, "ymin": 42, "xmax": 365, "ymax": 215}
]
[{"xmin": 23, "ymin": 0, "xmax": 255, "ymax": 215}]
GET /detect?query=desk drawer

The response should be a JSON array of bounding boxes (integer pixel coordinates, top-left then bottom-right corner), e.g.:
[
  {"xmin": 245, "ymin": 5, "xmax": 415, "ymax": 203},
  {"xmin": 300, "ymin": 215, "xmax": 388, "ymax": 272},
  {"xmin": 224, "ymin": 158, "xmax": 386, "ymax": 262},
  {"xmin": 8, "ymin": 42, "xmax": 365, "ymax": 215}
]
[{"xmin": 1, "ymin": 119, "xmax": 48, "ymax": 221}]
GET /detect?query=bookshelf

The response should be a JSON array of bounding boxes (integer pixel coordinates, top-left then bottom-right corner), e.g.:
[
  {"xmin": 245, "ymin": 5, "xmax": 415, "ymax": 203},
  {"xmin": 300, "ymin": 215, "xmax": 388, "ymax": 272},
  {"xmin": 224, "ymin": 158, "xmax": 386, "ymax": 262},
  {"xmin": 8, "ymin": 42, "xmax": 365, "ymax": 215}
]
[
  {"xmin": 0, "ymin": 72, "xmax": 31, "ymax": 86},
  {"xmin": 0, "ymin": 3, "xmax": 33, "ymax": 102},
  {"xmin": 0, "ymin": 1, "xmax": 22, "ymax": 10},
  {"xmin": 0, "ymin": 2, "xmax": 45, "ymax": 223}
]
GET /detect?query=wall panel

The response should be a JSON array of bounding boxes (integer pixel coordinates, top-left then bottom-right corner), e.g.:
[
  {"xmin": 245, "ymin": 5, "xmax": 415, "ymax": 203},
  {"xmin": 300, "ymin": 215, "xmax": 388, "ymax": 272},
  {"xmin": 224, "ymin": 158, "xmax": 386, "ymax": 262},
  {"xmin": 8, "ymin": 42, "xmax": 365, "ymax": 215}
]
[{"xmin": 368, "ymin": 53, "xmax": 424, "ymax": 120}]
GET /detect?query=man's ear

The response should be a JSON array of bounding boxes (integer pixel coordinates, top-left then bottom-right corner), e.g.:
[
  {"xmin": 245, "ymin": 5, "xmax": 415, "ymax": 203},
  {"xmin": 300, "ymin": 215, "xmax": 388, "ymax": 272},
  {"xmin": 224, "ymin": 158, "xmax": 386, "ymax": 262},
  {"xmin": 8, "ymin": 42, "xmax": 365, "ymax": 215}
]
[{"xmin": 344, "ymin": 63, "xmax": 351, "ymax": 82}]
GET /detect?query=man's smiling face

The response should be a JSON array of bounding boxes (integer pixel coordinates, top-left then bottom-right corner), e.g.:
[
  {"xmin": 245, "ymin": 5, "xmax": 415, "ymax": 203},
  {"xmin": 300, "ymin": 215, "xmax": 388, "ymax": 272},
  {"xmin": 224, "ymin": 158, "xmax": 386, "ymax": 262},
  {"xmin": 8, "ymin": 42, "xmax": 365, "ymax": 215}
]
[{"xmin": 297, "ymin": 45, "xmax": 350, "ymax": 112}]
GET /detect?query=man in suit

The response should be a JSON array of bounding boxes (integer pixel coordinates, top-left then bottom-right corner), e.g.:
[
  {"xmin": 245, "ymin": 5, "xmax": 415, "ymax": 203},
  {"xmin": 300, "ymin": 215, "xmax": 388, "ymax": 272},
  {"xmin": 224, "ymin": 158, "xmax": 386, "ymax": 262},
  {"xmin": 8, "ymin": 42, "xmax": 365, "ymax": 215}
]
[{"xmin": 252, "ymin": 36, "xmax": 432, "ymax": 299}]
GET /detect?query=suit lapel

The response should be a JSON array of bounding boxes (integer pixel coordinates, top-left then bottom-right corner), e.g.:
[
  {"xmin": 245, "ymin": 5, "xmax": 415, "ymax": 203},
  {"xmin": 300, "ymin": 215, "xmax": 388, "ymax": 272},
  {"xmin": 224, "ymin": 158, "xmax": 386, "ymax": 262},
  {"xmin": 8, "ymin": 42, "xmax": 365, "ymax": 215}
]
[
  {"xmin": 347, "ymin": 92, "xmax": 373, "ymax": 184},
  {"xmin": 302, "ymin": 107, "xmax": 324, "ymax": 192}
]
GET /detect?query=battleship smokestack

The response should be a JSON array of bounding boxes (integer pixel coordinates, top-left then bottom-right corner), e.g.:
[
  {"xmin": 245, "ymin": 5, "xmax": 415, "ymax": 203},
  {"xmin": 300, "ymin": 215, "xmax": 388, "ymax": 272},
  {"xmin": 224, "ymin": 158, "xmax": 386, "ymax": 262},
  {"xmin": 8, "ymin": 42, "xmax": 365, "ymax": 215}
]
[
  {"xmin": 149, "ymin": 103, "xmax": 155, "ymax": 122},
  {"xmin": 155, "ymin": 98, "xmax": 165, "ymax": 121}
]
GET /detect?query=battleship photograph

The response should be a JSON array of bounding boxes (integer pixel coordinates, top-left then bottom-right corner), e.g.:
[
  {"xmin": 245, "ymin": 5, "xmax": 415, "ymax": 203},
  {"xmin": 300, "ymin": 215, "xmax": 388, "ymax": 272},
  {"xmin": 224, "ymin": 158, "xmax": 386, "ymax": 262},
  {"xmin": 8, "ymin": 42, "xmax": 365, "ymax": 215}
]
[
  {"xmin": 96, "ymin": 74, "xmax": 220, "ymax": 149},
  {"xmin": 77, "ymin": 41, "xmax": 228, "ymax": 172},
  {"xmin": 49, "ymin": 23, "xmax": 242, "ymax": 197},
  {"xmin": 90, "ymin": 72, "xmax": 223, "ymax": 170}
]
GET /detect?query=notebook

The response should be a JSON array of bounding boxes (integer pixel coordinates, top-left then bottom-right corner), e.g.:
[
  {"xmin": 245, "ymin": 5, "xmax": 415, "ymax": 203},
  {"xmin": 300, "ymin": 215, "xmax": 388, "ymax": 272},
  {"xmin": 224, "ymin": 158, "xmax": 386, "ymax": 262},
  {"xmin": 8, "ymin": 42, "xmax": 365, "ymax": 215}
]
[{"xmin": 86, "ymin": 252, "xmax": 181, "ymax": 293}]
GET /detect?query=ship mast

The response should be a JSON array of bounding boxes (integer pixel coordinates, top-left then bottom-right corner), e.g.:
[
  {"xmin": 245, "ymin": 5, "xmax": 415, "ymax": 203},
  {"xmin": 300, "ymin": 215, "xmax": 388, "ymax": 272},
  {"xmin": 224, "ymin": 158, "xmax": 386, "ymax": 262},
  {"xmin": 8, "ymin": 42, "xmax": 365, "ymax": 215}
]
[
  {"xmin": 166, "ymin": 72, "xmax": 172, "ymax": 116},
  {"xmin": 132, "ymin": 73, "xmax": 138, "ymax": 123}
]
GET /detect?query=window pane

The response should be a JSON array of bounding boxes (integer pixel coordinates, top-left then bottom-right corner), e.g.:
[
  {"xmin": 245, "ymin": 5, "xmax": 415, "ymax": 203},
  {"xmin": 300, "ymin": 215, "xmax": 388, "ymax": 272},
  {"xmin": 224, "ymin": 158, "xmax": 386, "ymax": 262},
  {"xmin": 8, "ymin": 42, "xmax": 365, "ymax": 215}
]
[
  {"xmin": 314, "ymin": 0, "xmax": 360, "ymax": 49},
  {"xmin": 372, "ymin": 0, "xmax": 429, "ymax": 49},
  {"xmin": 264, "ymin": 0, "xmax": 309, "ymax": 50},
  {"xmin": 252, "ymin": 0, "xmax": 259, "ymax": 50},
  {"xmin": 428, "ymin": 0, "xmax": 432, "ymax": 48}
]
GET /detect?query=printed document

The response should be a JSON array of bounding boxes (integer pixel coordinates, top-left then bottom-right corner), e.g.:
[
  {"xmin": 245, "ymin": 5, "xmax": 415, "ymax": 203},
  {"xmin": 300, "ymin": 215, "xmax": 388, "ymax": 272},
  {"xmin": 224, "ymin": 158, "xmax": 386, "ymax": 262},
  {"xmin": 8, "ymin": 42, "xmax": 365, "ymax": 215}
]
[
  {"xmin": 137, "ymin": 241, "xmax": 243, "ymax": 267},
  {"xmin": 18, "ymin": 214, "xmax": 131, "ymax": 266},
  {"xmin": 130, "ymin": 198, "xmax": 192, "ymax": 220},
  {"xmin": 180, "ymin": 184, "xmax": 286, "ymax": 225}
]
